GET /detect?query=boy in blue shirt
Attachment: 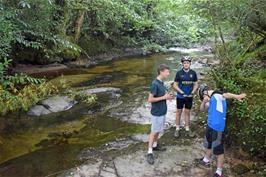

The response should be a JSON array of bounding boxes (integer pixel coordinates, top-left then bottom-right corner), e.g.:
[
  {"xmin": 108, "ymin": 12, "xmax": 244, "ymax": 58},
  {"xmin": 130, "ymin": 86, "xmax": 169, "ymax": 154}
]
[
  {"xmin": 146, "ymin": 64, "xmax": 173, "ymax": 165},
  {"xmin": 196, "ymin": 83, "xmax": 246, "ymax": 177}
]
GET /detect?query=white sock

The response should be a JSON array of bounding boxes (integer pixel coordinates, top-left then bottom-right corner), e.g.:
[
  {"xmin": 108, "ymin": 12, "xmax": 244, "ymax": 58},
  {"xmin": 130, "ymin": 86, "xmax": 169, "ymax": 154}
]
[
  {"xmin": 203, "ymin": 156, "xmax": 210, "ymax": 163},
  {"xmin": 176, "ymin": 125, "xmax": 180, "ymax": 130},
  {"xmin": 216, "ymin": 168, "xmax": 222, "ymax": 176},
  {"xmin": 185, "ymin": 126, "xmax": 190, "ymax": 131},
  {"xmin": 152, "ymin": 141, "xmax": 157, "ymax": 148},
  {"xmin": 148, "ymin": 147, "xmax": 153, "ymax": 154}
]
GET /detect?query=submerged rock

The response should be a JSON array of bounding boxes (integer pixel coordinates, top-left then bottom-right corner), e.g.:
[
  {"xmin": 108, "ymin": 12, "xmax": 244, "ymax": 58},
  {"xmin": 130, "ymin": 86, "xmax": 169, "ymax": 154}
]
[
  {"xmin": 82, "ymin": 87, "xmax": 122, "ymax": 95},
  {"xmin": 27, "ymin": 95, "xmax": 77, "ymax": 116},
  {"xmin": 27, "ymin": 105, "xmax": 52, "ymax": 116}
]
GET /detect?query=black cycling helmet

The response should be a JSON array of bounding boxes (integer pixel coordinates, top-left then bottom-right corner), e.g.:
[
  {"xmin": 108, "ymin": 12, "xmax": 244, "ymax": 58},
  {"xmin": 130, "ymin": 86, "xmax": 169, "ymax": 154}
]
[
  {"xmin": 198, "ymin": 83, "xmax": 208, "ymax": 101},
  {"xmin": 181, "ymin": 56, "xmax": 192, "ymax": 63}
]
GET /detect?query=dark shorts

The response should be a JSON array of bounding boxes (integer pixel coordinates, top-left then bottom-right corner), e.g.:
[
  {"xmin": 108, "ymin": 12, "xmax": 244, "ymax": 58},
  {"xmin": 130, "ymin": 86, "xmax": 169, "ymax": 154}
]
[
  {"xmin": 176, "ymin": 97, "xmax": 193, "ymax": 109},
  {"xmin": 204, "ymin": 125, "xmax": 225, "ymax": 155}
]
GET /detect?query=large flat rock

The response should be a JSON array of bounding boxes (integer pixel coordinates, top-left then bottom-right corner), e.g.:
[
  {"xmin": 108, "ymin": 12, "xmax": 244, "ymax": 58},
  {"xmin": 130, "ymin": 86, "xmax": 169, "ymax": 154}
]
[
  {"xmin": 27, "ymin": 105, "xmax": 52, "ymax": 116},
  {"xmin": 27, "ymin": 95, "xmax": 77, "ymax": 116},
  {"xmin": 41, "ymin": 95, "xmax": 77, "ymax": 113},
  {"xmin": 59, "ymin": 142, "xmax": 213, "ymax": 177}
]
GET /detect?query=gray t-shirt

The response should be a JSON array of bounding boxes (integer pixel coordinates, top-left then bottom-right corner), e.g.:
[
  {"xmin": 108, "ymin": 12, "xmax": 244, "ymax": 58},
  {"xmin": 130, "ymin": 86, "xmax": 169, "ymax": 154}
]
[{"xmin": 150, "ymin": 79, "xmax": 167, "ymax": 116}]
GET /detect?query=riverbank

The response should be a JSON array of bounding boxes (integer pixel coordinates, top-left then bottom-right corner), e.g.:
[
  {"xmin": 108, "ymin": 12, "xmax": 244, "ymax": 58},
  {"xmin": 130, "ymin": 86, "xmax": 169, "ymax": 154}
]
[{"xmin": 11, "ymin": 44, "xmax": 213, "ymax": 78}]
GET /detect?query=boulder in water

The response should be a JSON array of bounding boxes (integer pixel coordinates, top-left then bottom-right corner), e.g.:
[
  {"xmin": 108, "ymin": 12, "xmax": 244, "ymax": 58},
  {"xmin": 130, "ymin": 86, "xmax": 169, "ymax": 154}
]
[
  {"xmin": 27, "ymin": 105, "xmax": 52, "ymax": 116},
  {"xmin": 41, "ymin": 96, "xmax": 77, "ymax": 113},
  {"xmin": 27, "ymin": 95, "xmax": 77, "ymax": 116}
]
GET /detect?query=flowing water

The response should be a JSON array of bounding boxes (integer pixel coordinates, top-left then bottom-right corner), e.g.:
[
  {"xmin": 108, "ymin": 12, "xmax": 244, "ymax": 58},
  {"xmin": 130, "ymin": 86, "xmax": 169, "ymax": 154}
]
[{"xmin": 0, "ymin": 49, "xmax": 211, "ymax": 177}]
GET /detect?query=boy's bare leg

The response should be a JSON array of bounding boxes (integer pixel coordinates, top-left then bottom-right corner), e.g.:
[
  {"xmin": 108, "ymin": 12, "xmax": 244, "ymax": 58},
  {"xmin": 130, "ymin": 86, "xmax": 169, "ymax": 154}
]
[
  {"xmin": 148, "ymin": 133, "xmax": 156, "ymax": 150},
  {"xmin": 175, "ymin": 109, "xmax": 182, "ymax": 128},
  {"xmin": 174, "ymin": 109, "xmax": 182, "ymax": 137},
  {"xmin": 215, "ymin": 154, "xmax": 224, "ymax": 175},
  {"xmin": 205, "ymin": 149, "xmax": 212, "ymax": 160},
  {"xmin": 184, "ymin": 108, "xmax": 190, "ymax": 130},
  {"xmin": 217, "ymin": 154, "xmax": 224, "ymax": 168},
  {"xmin": 154, "ymin": 132, "xmax": 159, "ymax": 142}
]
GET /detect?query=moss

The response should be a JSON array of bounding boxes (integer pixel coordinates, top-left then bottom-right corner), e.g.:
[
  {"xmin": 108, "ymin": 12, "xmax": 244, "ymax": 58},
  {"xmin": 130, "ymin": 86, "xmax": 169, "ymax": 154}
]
[{"xmin": 0, "ymin": 116, "xmax": 89, "ymax": 164}]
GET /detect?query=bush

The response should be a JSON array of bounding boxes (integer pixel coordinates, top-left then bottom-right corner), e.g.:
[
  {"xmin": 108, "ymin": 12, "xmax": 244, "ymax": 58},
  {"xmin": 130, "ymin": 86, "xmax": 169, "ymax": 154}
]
[
  {"xmin": 0, "ymin": 58, "xmax": 63, "ymax": 115},
  {"xmin": 212, "ymin": 43, "xmax": 266, "ymax": 159}
]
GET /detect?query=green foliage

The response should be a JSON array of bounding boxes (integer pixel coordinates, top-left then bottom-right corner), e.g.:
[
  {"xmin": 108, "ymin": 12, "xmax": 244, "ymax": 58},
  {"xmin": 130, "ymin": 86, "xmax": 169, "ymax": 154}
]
[
  {"xmin": 0, "ymin": 57, "xmax": 60, "ymax": 115},
  {"xmin": 188, "ymin": 0, "xmax": 266, "ymax": 162},
  {"xmin": 71, "ymin": 92, "xmax": 97, "ymax": 105},
  {"xmin": 142, "ymin": 41, "xmax": 166, "ymax": 53},
  {"xmin": 0, "ymin": 82, "xmax": 60, "ymax": 115},
  {"xmin": 0, "ymin": 58, "xmax": 44, "ymax": 89},
  {"xmin": 1, "ymin": 0, "xmax": 213, "ymax": 63},
  {"xmin": 211, "ymin": 42, "xmax": 266, "ymax": 159},
  {"xmin": 0, "ymin": 2, "xmax": 17, "ymax": 60}
]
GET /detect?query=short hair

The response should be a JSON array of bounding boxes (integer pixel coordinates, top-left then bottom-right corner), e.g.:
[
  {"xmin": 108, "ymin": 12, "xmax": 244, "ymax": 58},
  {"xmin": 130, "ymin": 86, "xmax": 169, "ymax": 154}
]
[{"xmin": 157, "ymin": 64, "xmax": 170, "ymax": 75}]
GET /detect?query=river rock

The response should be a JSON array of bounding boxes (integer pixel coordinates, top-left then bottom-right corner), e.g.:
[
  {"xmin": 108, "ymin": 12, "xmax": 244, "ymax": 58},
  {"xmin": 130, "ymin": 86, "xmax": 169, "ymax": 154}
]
[
  {"xmin": 199, "ymin": 58, "xmax": 208, "ymax": 64},
  {"xmin": 41, "ymin": 96, "xmax": 77, "ymax": 113},
  {"xmin": 202, "ymin": 46, "xmax": 213, "ymax": 52},
  {"xmin": 28, "ymin": 96, "xmax": 77, "ymax": 116},
  {"xmin": 27, "ymin": 105, "xmax": 52, "ymax": 116},
  {"xmin": 82, "ymin": 87, "xmax": 122, "ymax": 94}
]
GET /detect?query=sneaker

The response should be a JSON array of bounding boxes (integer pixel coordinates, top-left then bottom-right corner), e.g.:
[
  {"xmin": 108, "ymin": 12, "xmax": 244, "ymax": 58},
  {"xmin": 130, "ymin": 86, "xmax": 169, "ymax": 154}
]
[
  {"xmin": 147, "ymin": 153, "xmax": 154, "ymax": 165},
  {"xmin": 153, "ymin": 144, "xmax": 167, "ymax": 151},
  {"xmin": 174, "ymin": 129, "xmax": 180, "ymax": 138},
  {"xmin": 213, "ymin": 172, "xmax": 222, "ymax": 177},
  {"xmin": 194, "ymin": 158, "xmax": 211, "ymax": 168},
  {"xmin": 185, "ymin": 130, "xmax": 196, "ymax": 138}
]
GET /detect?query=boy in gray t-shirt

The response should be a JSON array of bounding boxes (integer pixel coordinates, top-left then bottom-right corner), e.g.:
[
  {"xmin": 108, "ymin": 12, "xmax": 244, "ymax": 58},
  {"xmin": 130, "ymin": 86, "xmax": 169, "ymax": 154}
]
[{"xmin": 146, "ymin": 64, "xmax": 173, "ymax": 165}]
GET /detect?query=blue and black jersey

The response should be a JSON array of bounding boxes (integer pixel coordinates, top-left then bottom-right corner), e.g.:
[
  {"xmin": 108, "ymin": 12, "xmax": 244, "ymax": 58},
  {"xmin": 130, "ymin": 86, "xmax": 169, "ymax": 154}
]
[{"xmin": 174, "ymin": 69, "xmax": 198, "ymax": 98}]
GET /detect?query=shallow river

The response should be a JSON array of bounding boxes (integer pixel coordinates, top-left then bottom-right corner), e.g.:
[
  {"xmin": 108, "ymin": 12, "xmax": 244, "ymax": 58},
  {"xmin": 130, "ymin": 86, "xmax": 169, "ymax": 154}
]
[{"xmin": 0, "ymin": 49, "xmax": 210, "ymax": 177}]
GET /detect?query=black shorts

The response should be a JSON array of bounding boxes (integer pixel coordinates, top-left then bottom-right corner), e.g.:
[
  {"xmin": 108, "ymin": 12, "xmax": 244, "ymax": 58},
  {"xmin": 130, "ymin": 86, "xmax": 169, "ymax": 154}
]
[
  {"xmin": 176, "ymin": 97, "xmax": 193, "ymax": 109},
  {"xmin": 204, "ymin": 125, "xmax": 225, "ymax": 155}
]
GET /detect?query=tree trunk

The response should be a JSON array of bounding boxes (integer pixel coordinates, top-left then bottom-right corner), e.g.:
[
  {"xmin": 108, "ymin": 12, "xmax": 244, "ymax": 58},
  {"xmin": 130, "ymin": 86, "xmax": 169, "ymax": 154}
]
[
  {"xmin": 54, "ymin": 0, "xmax": 70, "ymax": 36},
  {"xmin": 74, "ymin": 10, "xmax": 86, "ymax": 42}
]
